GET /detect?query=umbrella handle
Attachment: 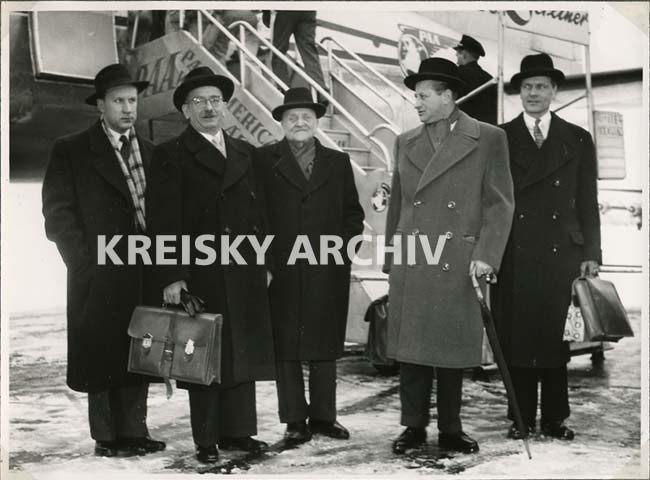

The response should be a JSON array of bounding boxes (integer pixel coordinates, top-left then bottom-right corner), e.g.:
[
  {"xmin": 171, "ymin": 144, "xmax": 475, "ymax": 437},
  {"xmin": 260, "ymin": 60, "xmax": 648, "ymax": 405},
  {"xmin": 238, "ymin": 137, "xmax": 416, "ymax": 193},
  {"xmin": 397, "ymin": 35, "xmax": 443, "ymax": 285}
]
[{"xmin": 471, "ymin": 274, "xmax": 485, "ymax": 302}]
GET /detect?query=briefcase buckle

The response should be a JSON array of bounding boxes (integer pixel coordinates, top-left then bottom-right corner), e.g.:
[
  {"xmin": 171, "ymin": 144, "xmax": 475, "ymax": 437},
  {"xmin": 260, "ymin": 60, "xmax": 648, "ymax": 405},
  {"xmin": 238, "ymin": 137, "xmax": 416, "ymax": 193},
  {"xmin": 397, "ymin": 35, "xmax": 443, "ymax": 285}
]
[
  {"xmin": 141, "ymin": 333, "xmax": 153, "ymax": 351},
  {"xmin": 184, "ymin": 339, "xmax": 195, "ymax": 357}
]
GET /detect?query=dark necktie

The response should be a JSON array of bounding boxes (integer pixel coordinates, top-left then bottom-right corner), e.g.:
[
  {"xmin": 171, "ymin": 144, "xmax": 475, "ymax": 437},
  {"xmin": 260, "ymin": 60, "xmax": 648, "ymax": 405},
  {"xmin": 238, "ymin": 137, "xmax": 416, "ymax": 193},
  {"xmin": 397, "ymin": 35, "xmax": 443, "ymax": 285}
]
[
  {"xmin": 120, "ymin": 135, "xmax": 131, "ymax": 160},
  {"xmin": 533, "ymin": 118, "xmax": 544, "ymax": 149}
]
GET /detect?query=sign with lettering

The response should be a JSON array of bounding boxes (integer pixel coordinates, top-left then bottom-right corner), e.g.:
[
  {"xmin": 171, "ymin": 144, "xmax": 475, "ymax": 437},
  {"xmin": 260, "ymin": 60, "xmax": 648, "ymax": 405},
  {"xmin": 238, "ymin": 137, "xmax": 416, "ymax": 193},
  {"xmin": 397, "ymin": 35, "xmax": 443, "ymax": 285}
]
[
  {"xmin": 594, "ymin": 111, "xmax": 626, "ymax": 179},
  {"xmin": 500, "ymin": 10, "xmax": 589, "ymax": 45},
  {"xmin": 397, "ymin": 24, "xmax": 458, "ymax": 76},
  {"xmin": 129, "ymin": 31, "xmax": 281, "ymax": 146}
]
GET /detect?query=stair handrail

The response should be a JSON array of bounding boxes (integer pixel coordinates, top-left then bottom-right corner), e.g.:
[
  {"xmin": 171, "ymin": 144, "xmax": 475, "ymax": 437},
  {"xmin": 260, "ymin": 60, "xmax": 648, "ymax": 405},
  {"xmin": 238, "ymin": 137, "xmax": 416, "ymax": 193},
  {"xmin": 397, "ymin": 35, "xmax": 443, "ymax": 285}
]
[
  {"xmin": 456, "ymin": 77, "xmax": 497, "ymax": 106},
  {"xmin": 368, "ymin": 137, "xmax": 392, "ymax": 172},
  {"xmin": 323, "ymin": 43, "xmax": 398, "ymax": 122},
  {"xmin": 320, "ymin": 36, "xmax": 414, "ymax": 105},
  {"xmin": 224, "ymin": 16, "xmax": 391, "ymax": 170},
  {"xmin": 368, "ymin": 123, "xmax": 401, "ymax": 138}
]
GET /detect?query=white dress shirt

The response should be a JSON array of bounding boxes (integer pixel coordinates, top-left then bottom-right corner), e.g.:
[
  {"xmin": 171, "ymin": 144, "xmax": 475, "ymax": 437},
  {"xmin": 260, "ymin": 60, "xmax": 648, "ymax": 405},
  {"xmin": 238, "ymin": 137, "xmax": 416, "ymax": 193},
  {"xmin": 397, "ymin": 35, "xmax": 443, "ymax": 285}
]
[
  {"xmin": 199, "ymin": 129, "xmax": 227, "ymax": 158},
  {"xmin": 523, "ymin": 111, "xmax": 551, "ymax": 142}
]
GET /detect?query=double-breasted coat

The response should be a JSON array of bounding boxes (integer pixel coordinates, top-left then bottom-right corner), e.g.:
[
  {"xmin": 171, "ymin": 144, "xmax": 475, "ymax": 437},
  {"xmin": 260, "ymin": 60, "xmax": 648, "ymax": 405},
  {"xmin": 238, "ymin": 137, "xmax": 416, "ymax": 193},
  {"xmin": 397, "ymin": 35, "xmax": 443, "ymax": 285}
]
[
  {"xmin": 146, "ymin": 126, "xmax": 276, "ymax": 389},
  {"xmin": 491, "ymin": 113, "xmax": 601, "ymax": 368},
  {"xmin": 257, "ymin": 138, "xmax": 365, "ymax": 361},
  {"xmin": 384, "ymin": 111, "xmax": 514, "ymax": 368},
  {"xmin": 42, "ymin": 120, "xmax": 154, "ymax": 393},
  {"xmin": 458, "ymin": 61, "xmax": 498, "ymax": 125}
]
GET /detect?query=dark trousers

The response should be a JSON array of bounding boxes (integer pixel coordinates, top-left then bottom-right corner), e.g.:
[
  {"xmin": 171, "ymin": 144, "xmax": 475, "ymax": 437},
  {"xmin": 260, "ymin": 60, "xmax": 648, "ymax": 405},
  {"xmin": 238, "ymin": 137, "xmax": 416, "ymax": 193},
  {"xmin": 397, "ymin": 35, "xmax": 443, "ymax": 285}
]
[
  {"xmin": 399, "ymin": 363, "xmax": 464, "ymax": 434},
  {"xmin": 88, "ymin": 384, "xmax": 149, "ymax": 442},
  {"xmin": 188, "ymin": 382, "xmax": 257, "ymax": 447},
  {"xmin": 275, "ymin": 360, "xmax": 337, "ymax": 423},
  {"xmin": 272, "ymin": 11, "xmax": 327, "ymax": 91},
  {"xmin": 508, "ymin": 365, "xmax": 570, "ymax": 427}
]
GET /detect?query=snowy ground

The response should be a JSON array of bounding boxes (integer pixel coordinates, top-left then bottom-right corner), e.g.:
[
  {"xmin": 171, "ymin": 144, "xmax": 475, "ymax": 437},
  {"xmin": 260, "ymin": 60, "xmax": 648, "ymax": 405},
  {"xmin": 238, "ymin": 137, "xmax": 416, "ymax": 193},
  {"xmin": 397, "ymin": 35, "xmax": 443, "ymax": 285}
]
[{"xmin": 7, "ymin": 309, "xmax": 646, "ymax": 479}]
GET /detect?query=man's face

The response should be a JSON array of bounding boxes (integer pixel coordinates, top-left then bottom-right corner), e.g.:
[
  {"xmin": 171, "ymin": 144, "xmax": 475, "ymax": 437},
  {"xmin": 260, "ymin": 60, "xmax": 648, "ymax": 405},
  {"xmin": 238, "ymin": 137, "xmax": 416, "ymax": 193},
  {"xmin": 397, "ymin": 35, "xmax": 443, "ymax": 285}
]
[
  {"xmin": 97, "ymin": 85, "xmax": 138, "ymax": 133},
  {"xmin": 455, "ymin": 49, "xmax": 471, "ymax": 66},
  {"xmin": 181, "ymin": 85, "xmax": 226, "ymax": 134},
  {"xmin": 519, "ymin": 76, "xmax": 557, "ymax": 117},
  {"xmin": 281, "ymin": 108, "xmax": 318, "ymax": 143},
  {"xmin": 414, "ymin": 80, "xmax": 448, "ymax": 124}
]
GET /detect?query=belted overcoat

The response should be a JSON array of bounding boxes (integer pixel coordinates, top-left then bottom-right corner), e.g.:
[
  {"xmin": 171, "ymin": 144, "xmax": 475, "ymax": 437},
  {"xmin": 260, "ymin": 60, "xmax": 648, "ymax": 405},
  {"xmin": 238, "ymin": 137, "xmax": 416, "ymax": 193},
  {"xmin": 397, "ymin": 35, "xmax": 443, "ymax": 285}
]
[{"xmin": 384, "ymin": 111, "xmax": 514, "ymax": 368}]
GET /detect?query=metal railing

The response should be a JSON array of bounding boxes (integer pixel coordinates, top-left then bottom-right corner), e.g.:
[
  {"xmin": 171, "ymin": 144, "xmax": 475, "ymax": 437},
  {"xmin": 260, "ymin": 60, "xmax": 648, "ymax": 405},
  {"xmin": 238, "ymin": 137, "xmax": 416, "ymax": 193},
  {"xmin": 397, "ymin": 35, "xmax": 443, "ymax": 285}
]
[{"xmin": 457, "ymin": 78, "xmax": 497, "ymax": 106}]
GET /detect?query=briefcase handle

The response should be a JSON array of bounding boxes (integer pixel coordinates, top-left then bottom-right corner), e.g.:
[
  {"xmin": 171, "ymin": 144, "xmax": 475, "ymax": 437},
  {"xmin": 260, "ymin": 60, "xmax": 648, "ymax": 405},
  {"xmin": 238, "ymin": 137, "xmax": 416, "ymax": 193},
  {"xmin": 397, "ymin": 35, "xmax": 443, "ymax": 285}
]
[{"xmin": 163, "ymin": 289, "xmax": 205, "ymax": 317}]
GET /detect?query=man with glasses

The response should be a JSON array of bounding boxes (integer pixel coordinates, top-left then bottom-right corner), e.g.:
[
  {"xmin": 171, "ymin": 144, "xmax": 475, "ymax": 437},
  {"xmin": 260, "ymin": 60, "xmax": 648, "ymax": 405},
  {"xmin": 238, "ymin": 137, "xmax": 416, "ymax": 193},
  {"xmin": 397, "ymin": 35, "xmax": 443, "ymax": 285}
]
[
  {"xmin": 492, "ymin": 53, "xmax": 601, "ymax": 441},
  {"xmin": 147, "ymin": 66, "xmax": 276, "ymax": 464}
]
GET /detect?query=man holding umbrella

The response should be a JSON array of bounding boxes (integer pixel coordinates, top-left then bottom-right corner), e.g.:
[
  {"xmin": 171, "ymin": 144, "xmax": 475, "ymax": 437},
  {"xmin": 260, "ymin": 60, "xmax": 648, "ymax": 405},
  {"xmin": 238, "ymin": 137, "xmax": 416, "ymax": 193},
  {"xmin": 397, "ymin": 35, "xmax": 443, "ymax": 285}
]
[{"xmin": 383, "ymin": 57, "xmax": 514, "ymax": 454}]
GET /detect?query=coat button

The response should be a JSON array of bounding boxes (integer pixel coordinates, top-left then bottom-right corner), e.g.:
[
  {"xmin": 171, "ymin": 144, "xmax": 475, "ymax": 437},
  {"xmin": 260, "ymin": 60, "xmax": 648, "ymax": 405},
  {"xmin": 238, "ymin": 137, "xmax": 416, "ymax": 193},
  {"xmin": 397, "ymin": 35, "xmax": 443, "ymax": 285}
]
[
  {"xmin": 412, "ymin": 228, "xmax": 420, "ymax": 235},
  {"xmin": 442, "ymin": 263, "xmax": 451, "ymax": 271},
  {"xmin": 445, "ymin": 231, "xmax": 453, "ymax": 239},
  {"xmin": 553, "ymin": 179, "xmax": 561, "ymax": 187},
  {"xmin": 224, "ymin": 226, "xmax": 232, "ymax": 234},
  {"xmin": 551, "ymin": 244, "xmax": 559, "ymax": 253},
  {"xmin": 252, "ymin": 226, "xmax": 259, "ymax": 234},
  {"xmin": 220, "ymin": 193, "xmax": 225, "ymax": 199},
  {"xmin": 447, "ymin": 201, "xmax": 456, "ymax": 209},
  {"xmin": 413, "ymin": 200, "xmax": 422, "ymax": 207},
  {"xmin": 250, "ymin": 191, "xmax": 257, "ymax": 200},
  {"xmin": 551, "ymin": 211, "xmax": 559, "ymax": 220},
  {"xmin": 518, "ymin": 213, "xmax": 525, "ymax": 220}
]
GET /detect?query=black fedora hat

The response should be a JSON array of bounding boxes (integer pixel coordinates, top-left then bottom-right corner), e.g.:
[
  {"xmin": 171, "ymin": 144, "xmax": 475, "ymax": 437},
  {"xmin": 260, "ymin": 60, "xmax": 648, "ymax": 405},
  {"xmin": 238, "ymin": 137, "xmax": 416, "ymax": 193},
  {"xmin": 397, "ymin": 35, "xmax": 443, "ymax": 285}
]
[
  {"xmin": 85, "ymin": 63, "xmax": 150, "ymax": 105},
  {"xmin": 404, "ymin": 57, "xmax": 468, "ymax": 94},
  {"xmin": 510, "ymin": 53, "xmax": 565, "ymax": 90},
  {"xmin": 453, "ymin": 34, "xmax": 486, "ymax": 57},
  {"xmin": 173, "ymin": 66, "xmax": 235, "ymax": 112},
  {"xmin": 271, "ymin": 87, "xmax": 327, "ymax": 121}
]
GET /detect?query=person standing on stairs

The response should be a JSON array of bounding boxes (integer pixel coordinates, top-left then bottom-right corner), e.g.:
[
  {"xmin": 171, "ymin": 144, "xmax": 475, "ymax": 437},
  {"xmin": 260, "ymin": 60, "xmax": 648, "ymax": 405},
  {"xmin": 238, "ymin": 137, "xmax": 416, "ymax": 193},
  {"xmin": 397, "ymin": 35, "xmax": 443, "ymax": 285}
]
[{"xmin": 256, "ymin": 87, "xmax": 364, "ymax": 446}]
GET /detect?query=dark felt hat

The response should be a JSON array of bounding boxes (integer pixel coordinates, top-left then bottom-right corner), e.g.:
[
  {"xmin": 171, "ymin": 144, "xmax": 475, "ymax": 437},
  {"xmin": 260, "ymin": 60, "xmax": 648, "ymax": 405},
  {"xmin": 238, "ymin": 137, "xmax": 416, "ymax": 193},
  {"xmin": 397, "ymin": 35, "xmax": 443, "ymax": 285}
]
[
  {"xmin": 173, "ymin": 66, "xmax": 235, "ymax": 111},
  {"xmin": 403, "ymin": 57, "xmax": 468, "ymax": 94},
  {"xmin": 271, "ymin": 87, "xmax": 327, "ymax": 121},
  {"xmin": 453, "ymin": 34, "xmax": 486, "ymax": 57},
  {"xmin": 85, "ymin": 63, "xmax": 149, "ymax": 105},
  {"xmin": 510, "ymin": 53, "xmax": 565, "ymax": 90}
]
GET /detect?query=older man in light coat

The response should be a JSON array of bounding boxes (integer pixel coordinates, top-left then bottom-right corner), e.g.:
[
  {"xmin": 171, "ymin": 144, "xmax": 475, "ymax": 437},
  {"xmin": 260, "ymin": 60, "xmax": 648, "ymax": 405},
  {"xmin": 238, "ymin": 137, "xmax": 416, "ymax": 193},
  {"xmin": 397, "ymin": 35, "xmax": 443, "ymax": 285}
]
[{"xmin": 383, "ymin": 57, "xmax": 514, "ymax": 454}]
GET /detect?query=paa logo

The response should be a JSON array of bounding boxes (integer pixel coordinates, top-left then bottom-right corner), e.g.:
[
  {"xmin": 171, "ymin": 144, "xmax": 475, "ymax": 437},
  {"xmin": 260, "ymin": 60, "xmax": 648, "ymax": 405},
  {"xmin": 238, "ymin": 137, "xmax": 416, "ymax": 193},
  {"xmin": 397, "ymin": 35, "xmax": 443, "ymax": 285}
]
[
  {"xmin": 371, "ymin": 182, "xmax": 391, "ymax": 212},
  {"xmin": 397, "ymin": 24, "xmax": 459, "ymax": 77}
]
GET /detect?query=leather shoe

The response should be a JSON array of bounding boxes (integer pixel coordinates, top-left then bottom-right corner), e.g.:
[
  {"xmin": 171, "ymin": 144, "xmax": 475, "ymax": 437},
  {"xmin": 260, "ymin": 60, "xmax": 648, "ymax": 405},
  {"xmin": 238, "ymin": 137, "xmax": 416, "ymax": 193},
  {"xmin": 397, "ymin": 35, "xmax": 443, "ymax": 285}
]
[
  {"xmin": 118, "ymin": 436, "xmax": 166, "ymax": 455},
  {"xmin": 438, "ymin": 431, "xmax": 479, "ymax": 453},
  {"xmin": 308, "ymin": 419, "xmax": 350, "ymax": 440},
  {"xmin": 507, "ymin": 423, "xmax": 535, "ymax": 440},
  {"xmin": 94, "ymin": 440, "xmax": 119, "ymax": 457},
  {"xmin": 219, "ymin": 436, "xmax": 269, "ymax": 453},
  {"xmin": 541, "ymin": 421, "xmax": 575, "ymax": 440},
  {"xmin": 392, "ymin": 427, "xmax": 426, "ymax": 454},
  {"xmin": 284, "ymin": 420, "xmax": 312, "ymax": 445},
  {"xmin": 195, "ymin": 444, "xmax": 220, "ymax": 464}
]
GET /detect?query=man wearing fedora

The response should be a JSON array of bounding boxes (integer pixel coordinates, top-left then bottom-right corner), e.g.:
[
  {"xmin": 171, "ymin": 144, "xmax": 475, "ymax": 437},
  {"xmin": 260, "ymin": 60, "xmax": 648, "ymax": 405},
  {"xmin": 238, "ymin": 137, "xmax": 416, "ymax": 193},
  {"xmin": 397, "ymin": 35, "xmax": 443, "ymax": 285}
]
[
  {"xmin": 492, "ymin": 53, "xmax": 601, "ymax": 441},
  {"xmin": 42, "ymin": 64, "xmax": 165, "ymax": 457},
  {"xmin": 146, "ymin": 66, "xmax": 276, "ymax": 463},
  {"xmin": 453, "ymin": 34, "xmax": 497, "ymax": 125},
  {"xmin": 383, "ymin": 58, "xmax": 514, "ymax": 454},
  {"xmin": 256, "ymin": 87, "xmax": 364, "ymax": 445}
]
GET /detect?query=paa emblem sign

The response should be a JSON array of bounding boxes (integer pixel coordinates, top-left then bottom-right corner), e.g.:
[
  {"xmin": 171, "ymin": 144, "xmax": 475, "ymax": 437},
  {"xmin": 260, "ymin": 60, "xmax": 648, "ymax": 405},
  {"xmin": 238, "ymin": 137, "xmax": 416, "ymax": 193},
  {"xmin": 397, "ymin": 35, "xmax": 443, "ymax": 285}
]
[
  {"xmin": 397, "ymin": 24, "xmax": 458, "ymax": 77},
  {"xmin": 371, "ymin": 182, "xmax": 391, "ymax": 212}
]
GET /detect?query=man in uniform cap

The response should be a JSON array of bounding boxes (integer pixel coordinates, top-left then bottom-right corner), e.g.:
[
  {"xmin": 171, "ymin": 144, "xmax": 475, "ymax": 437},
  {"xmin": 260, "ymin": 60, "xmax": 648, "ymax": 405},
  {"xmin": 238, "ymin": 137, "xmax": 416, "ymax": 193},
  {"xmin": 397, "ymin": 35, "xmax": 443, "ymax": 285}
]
[
  {"xmin": 42, "ymin": 64, "xmax": 165, "ymax": 457},
  {"xmin": 257, "ymin": 87, "xmax": 364, "ymax": 446},
  {"xmin": 492, "ymin": 53, "xmax": 601, "ymax": 441},
  {"xmin": 147, "ymin": 66, "xmax": 276, "ymax": 463},
  {"xmin": 384, "ymin": 57, "xmax": 514, "ymax": 454},
  {"xmin": 453, "ymin": 34, "xmax": 498, "ymax": 125}
]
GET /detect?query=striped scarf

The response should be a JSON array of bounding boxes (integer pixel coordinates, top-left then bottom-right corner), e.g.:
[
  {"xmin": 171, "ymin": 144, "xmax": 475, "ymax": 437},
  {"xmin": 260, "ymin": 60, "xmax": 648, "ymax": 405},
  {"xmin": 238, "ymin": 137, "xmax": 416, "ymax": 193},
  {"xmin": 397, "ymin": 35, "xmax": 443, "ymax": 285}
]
[{"xmin": 102, "ymin": 121, "xmax": 147, "ymax": 232}]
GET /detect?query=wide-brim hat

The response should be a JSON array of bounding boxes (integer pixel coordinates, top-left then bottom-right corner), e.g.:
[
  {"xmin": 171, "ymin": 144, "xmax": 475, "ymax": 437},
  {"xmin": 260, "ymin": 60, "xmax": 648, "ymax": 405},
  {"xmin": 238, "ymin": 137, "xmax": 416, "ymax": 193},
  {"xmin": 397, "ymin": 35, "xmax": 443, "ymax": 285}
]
[
  {"xmin": 510, "ymin": 53, "xmax": 565, "ymax": 90},
  {"xmin": 404, "ymin": 57, "xmax": 468, "ymax": 94},
  {"xmin": 453, "ymin": 34, "xmax": 486, "ymax": 57},
  {"xmin": 272, "ymin": 87, "xmax": 327, "ymax": 121},
  {"xmin": 173, "ymin": 66, "xmax": 235, "ymax": 112},
  {"xmin": 85, "ymin": 63, "xmax": 149, "ymax": 105}
]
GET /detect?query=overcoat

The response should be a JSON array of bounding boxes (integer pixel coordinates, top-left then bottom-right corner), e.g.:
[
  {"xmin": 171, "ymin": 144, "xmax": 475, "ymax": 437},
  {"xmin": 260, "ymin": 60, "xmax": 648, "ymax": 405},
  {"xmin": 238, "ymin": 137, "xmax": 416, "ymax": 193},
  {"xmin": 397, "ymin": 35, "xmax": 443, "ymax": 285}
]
[
  {"xmin": 257, "ymin": 138, "xmax": 365, "ymax": 360},
  {"xmin": 384, "ymin": 111, "xmax": 514, "ymax": 368},
  {"xmin": 146, "ymin": 125, "xmax": 276, "ymax": 390},
  {"xmin": 42, "ymin": 120, "xmax": 154, "ymax": 393},
  {"xmin": 458, "ymin": 61, "xmax": 497, "ymax": 125},
  {"xmin": 491, "ymin": 113, "xmax": 601, "ymax": 368}
]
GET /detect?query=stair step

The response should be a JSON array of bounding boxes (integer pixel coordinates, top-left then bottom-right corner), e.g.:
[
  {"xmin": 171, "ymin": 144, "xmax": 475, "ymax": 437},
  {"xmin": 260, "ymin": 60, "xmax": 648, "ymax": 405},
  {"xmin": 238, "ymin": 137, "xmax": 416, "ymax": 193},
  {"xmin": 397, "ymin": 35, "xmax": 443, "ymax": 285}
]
[
  {"xmin": 343, "ymin": 147, "xmax": 370, "ymax": 167},
  {"xmin": 322, "ymin": 128, "xmax": 351, "ymax": 148}
]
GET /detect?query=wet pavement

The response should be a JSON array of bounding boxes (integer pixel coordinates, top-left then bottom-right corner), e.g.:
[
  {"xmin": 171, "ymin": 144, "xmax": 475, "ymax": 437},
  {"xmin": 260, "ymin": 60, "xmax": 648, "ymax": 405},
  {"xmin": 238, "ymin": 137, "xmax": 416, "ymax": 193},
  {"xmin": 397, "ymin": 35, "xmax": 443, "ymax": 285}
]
[{"xmin": 7, "ymin": 309, "xmax": 645, "ymax": 478}]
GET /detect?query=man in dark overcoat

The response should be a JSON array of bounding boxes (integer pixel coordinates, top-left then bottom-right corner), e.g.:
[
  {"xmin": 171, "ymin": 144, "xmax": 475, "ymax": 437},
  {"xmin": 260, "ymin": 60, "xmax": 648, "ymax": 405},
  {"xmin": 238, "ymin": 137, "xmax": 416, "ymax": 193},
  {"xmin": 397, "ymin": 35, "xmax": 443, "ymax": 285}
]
[
  {"xmin": 383, "ymin": 58, "xmax": 514, "ymax": 454},
  {"xmin": 146, "ymin": 67, "xmax": 275, "ymax": 464},
  {"xmin": 42, "ymin": 64, "xmax": 166, "ymax": 457},
  {"xmin": 256, "ymin": 88, "xmax": 364, "ymax": 444},
  {"xmin": 492, "ymin": 53, "xmax": 601, "ymax": 441},
  {"xmin": 454, "ymin": 34, "xmax": 497, "ymax": 125}
]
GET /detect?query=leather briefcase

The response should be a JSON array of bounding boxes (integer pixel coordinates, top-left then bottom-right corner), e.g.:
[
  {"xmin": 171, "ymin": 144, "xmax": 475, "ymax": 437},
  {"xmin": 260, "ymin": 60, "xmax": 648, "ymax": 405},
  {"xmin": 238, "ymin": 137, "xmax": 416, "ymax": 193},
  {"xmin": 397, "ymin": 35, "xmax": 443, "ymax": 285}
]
[
  {"xmin": 573, "ymin": 277, "xmax": 634, "ymax": 342},
  {"xmin": 128, "ymin": 306, "xmax": 223, "ymax": 385}
]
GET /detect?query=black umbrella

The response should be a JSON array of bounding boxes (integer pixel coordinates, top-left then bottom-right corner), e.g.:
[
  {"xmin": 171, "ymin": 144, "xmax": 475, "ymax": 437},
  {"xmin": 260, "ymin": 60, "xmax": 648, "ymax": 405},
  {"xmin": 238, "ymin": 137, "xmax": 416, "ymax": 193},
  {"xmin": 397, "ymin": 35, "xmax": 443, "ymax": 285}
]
[{"xmin": 471, "ymin": 274, "xmax": 532, "ymax": 459}]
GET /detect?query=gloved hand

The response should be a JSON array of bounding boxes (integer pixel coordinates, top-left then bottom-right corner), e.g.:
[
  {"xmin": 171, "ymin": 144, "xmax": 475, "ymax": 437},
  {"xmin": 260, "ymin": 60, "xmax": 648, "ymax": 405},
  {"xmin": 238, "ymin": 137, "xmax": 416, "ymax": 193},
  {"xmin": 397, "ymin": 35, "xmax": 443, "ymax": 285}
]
[{"xmin": 180, "ymin": 289, "xmax": 205, "ymax": 317}]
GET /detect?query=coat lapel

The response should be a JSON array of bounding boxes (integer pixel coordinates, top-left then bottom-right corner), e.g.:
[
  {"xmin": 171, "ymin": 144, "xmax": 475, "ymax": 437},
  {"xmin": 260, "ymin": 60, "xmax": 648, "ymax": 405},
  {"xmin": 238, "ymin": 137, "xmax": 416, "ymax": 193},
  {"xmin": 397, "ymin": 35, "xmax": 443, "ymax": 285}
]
[
  {"xmin": 520, "ymin": 113, "xmax": 577, "ymax": 189},
  {"xmin": 404, "ymin": 126, "xmax": 433, "ymax": 173},
  {"xmin": 304, "ymin": 139, "xmax": 332, "ymax": 196},
  {"xmin": 509, "ymin": 114, "xmax": 537, "ymax": 172},
  {"xmin": 181, "ymin": 126, "xmax": 226, "ymax": 177},
  {"xmin": 273, "ymin": 138, "xmax": 309, "ymax": 191},
  {"xmin": 89, "ymin": 121, "xmax": 130, "ymax": 200},
  {"xmin": 221, "ymin": 134, "xmax": 250, "ymax": 192},
  {"xmin": 416, "ymin": 112, "xmax": 479, "ymax": 194}
]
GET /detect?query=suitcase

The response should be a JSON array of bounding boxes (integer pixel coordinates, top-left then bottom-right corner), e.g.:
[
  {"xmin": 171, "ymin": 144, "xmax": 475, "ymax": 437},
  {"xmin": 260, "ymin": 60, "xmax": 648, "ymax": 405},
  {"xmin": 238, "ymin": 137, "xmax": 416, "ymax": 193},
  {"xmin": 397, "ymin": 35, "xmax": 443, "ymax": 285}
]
[
  {"xmin": 128, "ymin": 305, "xmax": 223, "ymax": 385},
  {"xmin": 573, "ymin": 277, "xmax": 634, "ymax": 342}
]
